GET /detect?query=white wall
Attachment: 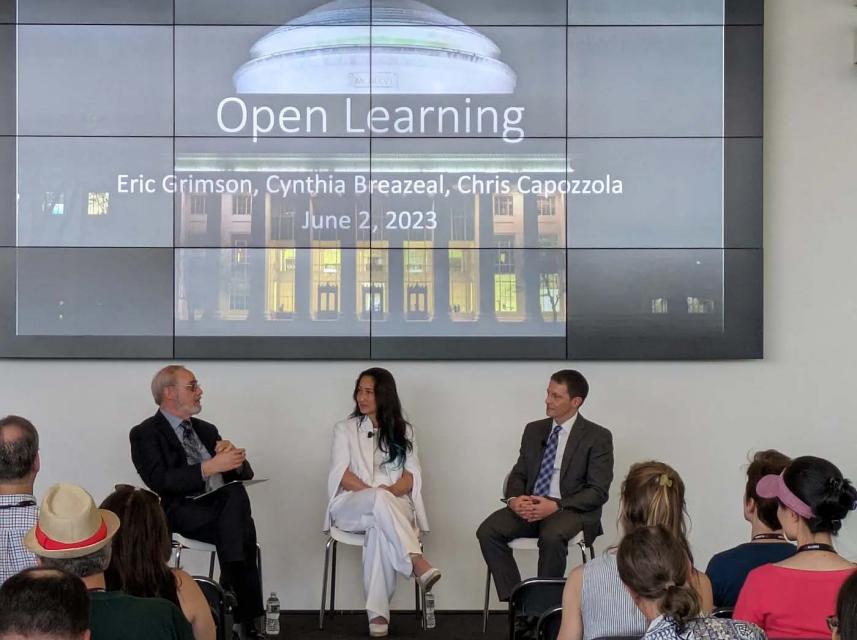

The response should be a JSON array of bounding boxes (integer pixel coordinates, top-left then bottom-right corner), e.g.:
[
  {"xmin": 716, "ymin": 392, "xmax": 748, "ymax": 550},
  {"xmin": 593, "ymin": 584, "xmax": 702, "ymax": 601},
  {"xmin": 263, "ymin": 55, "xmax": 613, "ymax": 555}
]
[{"xmin": 1, "ymin": 0, "xmax": 857, "ymax": 611}]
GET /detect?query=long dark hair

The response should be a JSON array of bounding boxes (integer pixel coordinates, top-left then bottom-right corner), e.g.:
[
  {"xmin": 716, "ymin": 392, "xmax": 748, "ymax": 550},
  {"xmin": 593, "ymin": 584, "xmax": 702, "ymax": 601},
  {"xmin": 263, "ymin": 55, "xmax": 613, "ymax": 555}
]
[
  {"xmin": 350, "ymin": 367, "xmax": 413, "ymax": 468},
  {"xmin": 617, "ymin": 525, "xmax": 701, "ymax": 630},
  {"xmin": 837, "ymin": 571, "xmax": 857, "ymax": 640},
  {"xmin": 100, "ymin": 486, "xmax": 179, "ymax": 608},
  {"xmin": 784, "ymin": 456, "xmax": 857, "ymax": 534}
]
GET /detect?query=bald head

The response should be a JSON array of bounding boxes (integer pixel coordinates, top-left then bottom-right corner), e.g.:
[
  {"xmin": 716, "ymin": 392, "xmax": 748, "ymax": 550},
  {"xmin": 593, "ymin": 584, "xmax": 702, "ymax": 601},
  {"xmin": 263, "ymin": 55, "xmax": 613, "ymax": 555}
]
[{"xmin": 0, "ymin": 416, "xmax": 39, "ymax": 483}]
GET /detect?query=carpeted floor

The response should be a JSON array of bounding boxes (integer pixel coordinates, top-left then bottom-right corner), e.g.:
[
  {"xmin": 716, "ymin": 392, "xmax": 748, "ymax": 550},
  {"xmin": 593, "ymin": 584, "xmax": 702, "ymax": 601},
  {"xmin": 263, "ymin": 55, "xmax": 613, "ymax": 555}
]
[{"xmin": 279, "ymin": 611, "xmax": 509, "ymax": 639}]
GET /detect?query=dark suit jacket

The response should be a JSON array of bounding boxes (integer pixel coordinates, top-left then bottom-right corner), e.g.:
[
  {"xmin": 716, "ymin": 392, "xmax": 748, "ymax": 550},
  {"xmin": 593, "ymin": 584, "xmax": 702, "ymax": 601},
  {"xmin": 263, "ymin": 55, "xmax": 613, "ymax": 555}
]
[
  {"xmin": 504, "ymin": 414, "xmax": 613, "ymax": 543},
  {"xmin": 130, "ymin": 411, "xmax": 253, "ymax": 515}
]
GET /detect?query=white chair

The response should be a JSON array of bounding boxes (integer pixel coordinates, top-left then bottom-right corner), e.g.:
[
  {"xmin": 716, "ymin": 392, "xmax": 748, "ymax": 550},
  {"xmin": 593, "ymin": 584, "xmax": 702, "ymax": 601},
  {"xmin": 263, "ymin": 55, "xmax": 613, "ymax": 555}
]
[
  {"xmin": 482, "ymin": 531, "xmax": 592, "ymax": 634},
  {"xmin": 172, "ymin": 533, "xmax": 218, "ymax": 578},
  {"xmin": 172, "ymin": 533, "xmax": 263, "ymax": 592},
  {"xmin": 319, "ymin": 526, "xmax": 425, "ymax": 630}
]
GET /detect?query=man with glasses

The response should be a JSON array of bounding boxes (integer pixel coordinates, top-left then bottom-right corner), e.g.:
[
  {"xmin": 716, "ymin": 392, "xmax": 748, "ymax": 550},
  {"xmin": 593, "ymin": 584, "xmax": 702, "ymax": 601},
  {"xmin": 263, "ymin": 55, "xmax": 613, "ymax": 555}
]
[
  {"xmin": 0, "ymin": 415, "xmax": 40, "ymax": 586},
  {"xmin": 130, "ymin": 365, "xmax": 263, "ymax": 639}
]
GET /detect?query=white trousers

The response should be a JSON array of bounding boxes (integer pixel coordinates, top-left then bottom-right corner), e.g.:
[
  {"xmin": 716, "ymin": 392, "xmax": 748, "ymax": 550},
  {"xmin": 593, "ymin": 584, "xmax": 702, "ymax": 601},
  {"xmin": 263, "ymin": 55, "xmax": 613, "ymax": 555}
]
[{"xmin": 329, "ymin": 488, "xmax": 421, "ymax": 621}]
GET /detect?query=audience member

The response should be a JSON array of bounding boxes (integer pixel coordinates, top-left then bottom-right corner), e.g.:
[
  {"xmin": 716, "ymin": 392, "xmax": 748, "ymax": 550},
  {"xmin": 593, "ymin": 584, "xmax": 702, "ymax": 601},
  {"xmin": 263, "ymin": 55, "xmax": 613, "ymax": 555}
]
[
  {"xmin": 130, "ymin": 365, "xmax": 263, "ymax": 637},
  {"xmin": 706, "ymin": 449, "xmax": 796, "ymax": 607},
  {"xmin": 0, "ymin": 567, "xmax": 90, "ymax": 640},
  {"xmin": 617, "ymin": 525, "xmax": 764, "ymax": 640},
  {"xmin": 0, "ymin": 415, "xmax": 39, "ymax": 585},
  {"xmin": 734, "ymin": 455, "xmax": 857, "ymax": 638},
  {"xmin": 558, "ymin": 461, "xmax": 714, "ymax": 640},
  {"xmin": 24, "ymin": 483, "xmax": 194, "ymax": 640},
  {"xmin": 101, "ymin": 485, "xmax": 216, "ymax": 640},
  {"xmin": 477, "ymin": 370, "xmax": 613, "ymax": 602},
  {"xmin": 325, "ymin": 368, "xmax": 440, "ymax": 638},
  {"xmin": 832, "ymin": 571, "xmax": 857, "ymax": 640}
]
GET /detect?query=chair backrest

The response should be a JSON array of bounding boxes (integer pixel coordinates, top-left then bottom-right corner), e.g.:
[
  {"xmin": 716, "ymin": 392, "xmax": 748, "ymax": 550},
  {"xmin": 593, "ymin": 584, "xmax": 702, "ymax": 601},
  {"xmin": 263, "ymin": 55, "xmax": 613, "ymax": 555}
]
[
  {"xmin": 510, "ymin": 577, "xmax": 566, "ymax": 620},
  {"xmin": 537, "ymin": 605, "xmax": 563, "ymax": 640},
  {"xmin": 509, "ymin": 577, "xmax": 567, "ymax": 639},
  {"xmin": 194, "ymin": 576, "xmax": 236, "ymax": 640},
  {"xmin": 711, "ymin": 607, "xmax": 734, "ymax": 619}
]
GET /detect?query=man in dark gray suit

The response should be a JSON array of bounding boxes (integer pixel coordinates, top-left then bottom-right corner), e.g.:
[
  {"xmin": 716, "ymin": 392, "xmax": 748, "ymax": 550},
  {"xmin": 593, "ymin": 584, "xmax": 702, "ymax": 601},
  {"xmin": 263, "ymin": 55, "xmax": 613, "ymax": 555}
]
[
  {"xmin": 476, "ymin": 370, "xmax": 613, "ymax": 601},
  {"xmin": 130, "ymin": 365, "xmax": 263, "ymax": 637}
]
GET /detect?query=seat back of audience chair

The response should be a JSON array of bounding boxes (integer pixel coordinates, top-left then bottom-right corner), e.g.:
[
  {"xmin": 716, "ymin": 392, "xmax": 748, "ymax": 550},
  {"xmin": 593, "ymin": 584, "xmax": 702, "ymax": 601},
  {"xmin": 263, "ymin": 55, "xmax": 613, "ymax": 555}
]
[
  {"xmin": 509, "ymin": 577, "xmax": 566, "ymax": 640},
  {"xmin": 194, "ymin": 576, "xmax": 236, "ymax": 640},
  {"xmin": 536, "ymin": 605, "xmax": 563, "ymax": 640}
]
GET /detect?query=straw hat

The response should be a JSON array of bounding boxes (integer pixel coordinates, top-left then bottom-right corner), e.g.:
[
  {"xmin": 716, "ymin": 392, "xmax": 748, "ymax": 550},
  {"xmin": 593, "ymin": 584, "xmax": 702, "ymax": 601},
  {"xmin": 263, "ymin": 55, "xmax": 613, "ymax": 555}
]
[{"xmin": 24, "ymin": 483, "xmax": 120, "ymax": 559}]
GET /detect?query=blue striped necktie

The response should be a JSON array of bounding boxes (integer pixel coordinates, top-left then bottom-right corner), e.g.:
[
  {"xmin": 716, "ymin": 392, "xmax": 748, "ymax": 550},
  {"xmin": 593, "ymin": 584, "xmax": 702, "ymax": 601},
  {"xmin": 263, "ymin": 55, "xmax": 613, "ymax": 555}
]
[{"xmin": 533, "ymin": 424, "xmax": 563, "ymax": 497}]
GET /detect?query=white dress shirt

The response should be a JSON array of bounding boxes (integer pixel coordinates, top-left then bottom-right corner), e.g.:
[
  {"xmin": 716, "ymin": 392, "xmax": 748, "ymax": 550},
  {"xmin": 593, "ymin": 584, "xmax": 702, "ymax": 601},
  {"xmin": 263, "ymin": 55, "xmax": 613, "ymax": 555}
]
[{"xmin": 548, "ymin": 413, "xmax": 578, "ymax": 499}]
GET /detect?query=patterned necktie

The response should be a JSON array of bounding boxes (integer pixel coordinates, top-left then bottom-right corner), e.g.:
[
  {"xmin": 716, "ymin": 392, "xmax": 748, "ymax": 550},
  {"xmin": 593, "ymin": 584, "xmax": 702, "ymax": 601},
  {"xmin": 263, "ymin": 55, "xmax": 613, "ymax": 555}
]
[
  {"xmin": 180, "ymin": 420, "xmax": 203, "ymax": 465},
  {"xmin": 533, "ymin": 424, "xmax": 563, "ymax": 497}
]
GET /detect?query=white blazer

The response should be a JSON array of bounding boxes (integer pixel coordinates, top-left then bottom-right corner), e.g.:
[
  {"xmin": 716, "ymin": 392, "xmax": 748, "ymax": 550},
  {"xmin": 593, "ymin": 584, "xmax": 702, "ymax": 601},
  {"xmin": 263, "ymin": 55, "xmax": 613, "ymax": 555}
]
[{"xmin": 323, "ymin": 415, "xmax": 430, "ymax": 533}]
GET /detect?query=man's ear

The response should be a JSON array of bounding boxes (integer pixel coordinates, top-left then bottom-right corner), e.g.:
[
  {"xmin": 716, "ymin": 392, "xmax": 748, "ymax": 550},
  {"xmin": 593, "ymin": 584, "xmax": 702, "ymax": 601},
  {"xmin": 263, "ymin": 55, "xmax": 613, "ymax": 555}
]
[
  {"xmin": 572, "ymin": 396, "xmax": 584, "ymax": 410},
  {"xmin": 743, "ymin": 497, "xmax": 755, "ymax": 520},
  {"xmin": 83, "ymin": 630, "xmax": 92, "ymax": 640},
  {"xmin": 32, "ymin": 451, "xmax": 40, "ymax": 475}
]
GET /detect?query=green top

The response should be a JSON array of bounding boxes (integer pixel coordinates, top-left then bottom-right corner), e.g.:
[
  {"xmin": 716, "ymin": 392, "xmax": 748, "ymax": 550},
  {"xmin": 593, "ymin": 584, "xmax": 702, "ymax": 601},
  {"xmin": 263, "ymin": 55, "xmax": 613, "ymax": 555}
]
[{"xmin": 90, "ymin": 591, "xmax": 194, "ymax": 640}]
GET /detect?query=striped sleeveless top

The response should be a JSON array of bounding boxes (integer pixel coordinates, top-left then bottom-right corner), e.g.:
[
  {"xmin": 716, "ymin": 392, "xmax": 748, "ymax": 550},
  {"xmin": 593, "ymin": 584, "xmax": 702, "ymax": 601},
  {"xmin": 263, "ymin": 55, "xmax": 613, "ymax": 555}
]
[{"xmin": 581, "ymin": 552, "xmax": 647, "ymax": 640}]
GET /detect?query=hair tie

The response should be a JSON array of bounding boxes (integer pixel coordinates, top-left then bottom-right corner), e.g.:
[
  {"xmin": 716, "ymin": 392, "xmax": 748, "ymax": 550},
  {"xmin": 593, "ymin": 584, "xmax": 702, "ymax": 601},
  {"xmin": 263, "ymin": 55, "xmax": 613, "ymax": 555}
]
[
  {"xmin": 658, "ymin": 474, "xmax": 673, "ymax": 488},
  {"xmin": 663, "ymin": 581, "xmax": 676, "ymax": 592},
  {"xmin": 828, "ymin": 477, "xmax": 844, "ymax": 493}
]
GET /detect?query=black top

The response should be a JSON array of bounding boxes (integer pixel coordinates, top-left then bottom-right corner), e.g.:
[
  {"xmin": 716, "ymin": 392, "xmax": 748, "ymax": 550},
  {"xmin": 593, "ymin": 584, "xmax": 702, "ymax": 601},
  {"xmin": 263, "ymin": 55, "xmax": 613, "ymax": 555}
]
[{"xmin": 705, "ymin": 541, "xmax": 796, "ymax": 607}]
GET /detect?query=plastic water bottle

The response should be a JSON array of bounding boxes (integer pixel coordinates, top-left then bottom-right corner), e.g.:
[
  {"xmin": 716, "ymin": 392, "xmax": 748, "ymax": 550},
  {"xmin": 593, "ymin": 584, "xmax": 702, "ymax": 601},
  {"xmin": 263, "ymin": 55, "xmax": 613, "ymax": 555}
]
[
  {"xmin": 424, "ymin": 592, "xmax": 436, "ymax": 629},
  {"xmin": 265, "ymin": 592, "xmax": 280, "ymax": 637}
]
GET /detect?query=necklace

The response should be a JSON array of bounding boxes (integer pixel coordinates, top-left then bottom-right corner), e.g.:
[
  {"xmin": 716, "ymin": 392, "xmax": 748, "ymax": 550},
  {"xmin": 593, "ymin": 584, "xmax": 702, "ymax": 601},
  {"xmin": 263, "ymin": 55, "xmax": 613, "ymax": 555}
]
[
  {"xmin": 796, "ymin": 542, "xmax": 836, "ymax": 553},
  {"xmin": 752, "ymin": 533, "xmax": 787, "ymax": 541}
]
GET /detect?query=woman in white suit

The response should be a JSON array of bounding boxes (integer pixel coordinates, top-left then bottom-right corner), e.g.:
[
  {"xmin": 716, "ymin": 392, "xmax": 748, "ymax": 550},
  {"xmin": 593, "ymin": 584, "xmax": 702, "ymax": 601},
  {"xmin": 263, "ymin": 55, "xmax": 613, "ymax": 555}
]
[{"xmin": 324, "ymin": 367, "xmax": 441, "ymax": 638}]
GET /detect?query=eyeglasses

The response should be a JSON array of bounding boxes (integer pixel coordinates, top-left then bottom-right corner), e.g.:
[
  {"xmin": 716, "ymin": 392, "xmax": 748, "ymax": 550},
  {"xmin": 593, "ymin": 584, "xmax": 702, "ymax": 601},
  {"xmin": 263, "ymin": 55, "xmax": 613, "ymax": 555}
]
[
  {"xmin": 172, "ymin": 380, "xmax": 200, "ymax": 391},
  {"xmin": 827, "ymin": 615, "xmax": 839, "ymax": 632}
]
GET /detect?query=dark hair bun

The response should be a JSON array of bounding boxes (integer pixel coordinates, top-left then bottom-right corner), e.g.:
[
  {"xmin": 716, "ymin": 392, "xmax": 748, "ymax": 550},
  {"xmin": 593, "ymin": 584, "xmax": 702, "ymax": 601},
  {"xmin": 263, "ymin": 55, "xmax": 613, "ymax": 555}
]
[
  {"xmin": 661, "ymin": 584, "xmax": 698, "ymax": 625},
  {"xmin": 787, "ymin": 456, "xmax": 856, "ymax": 534}
]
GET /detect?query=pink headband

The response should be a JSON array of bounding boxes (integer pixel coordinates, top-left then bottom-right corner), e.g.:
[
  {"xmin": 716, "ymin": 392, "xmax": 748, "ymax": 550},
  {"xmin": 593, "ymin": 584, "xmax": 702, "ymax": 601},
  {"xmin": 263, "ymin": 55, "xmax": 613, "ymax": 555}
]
[{"xmin": 756, "ymin": 472, "xmax": 814, "ymax": 519}]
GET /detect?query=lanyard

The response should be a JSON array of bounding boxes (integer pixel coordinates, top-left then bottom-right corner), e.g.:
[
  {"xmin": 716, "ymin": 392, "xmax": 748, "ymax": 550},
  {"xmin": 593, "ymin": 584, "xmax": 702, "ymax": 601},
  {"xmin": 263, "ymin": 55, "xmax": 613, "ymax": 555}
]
[
  {"xmin": 796, "ymin": 543, "xmax": 836, "ymax": 553},
  {"xmin": 752, "ymin": 533, "xmax": 787, "ymax": 541},
  {"xmin": 0, "ymin": 499, "xmax": 36, "ymax": 510}
]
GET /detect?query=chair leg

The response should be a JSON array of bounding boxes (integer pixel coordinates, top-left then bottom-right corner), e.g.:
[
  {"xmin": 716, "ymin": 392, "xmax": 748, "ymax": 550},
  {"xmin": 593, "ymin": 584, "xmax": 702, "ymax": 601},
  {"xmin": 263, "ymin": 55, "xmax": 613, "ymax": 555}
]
[
  {"xmin": 578, "ymin": 541, "xmax": 587, "ymax": 565},
  {"xmin": 208, "ymin": 551, "xmax": 216, "ymax": 580},
  {"xmin": 416, "ymin": 541, "xmax": 424, "ymax": 625},
  {"xmin": 421, "ymin": 586, "xmax": 427, "ymax": 630},
  {"xmin": 175, "ymin": 545, "xmax": 183, "ymax": 570},
  {"xmin": 319, "ymin": 537, "xmax": 334, "ymax": 630},
  {"xmin": 330, "ymin": 541, "xmax": 338, "ymax": 617},
  {"xmin": 482, "ymin": 568, "xmax": 491, "ymax": 634},
  {"xmin": 508, "ymin": 598, "xmax": 516, "ymax": 640},
  {"xmin": 256, "ymin": 543, "xmax": 263, "ymax": 596}
]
